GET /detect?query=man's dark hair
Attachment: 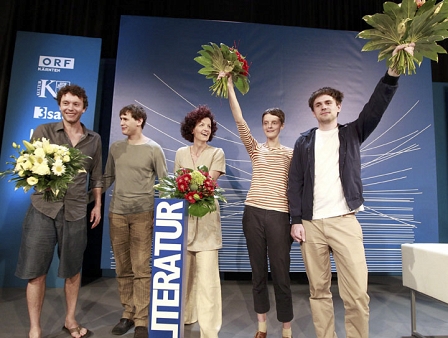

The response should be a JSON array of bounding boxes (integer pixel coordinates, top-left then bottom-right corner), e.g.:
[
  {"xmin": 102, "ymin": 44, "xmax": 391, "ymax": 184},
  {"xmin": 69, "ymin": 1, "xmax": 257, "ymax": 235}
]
[
  {"xmin": 56, "ymin": 84, "xmax": 88, "ymax": 109},
  {"xmin": 308, "ymin": 87, "xmax": 344, "ymax": 110},
  {"xmin": 120, "ymin": 104, "xmax": 147, "ymax": 129}
]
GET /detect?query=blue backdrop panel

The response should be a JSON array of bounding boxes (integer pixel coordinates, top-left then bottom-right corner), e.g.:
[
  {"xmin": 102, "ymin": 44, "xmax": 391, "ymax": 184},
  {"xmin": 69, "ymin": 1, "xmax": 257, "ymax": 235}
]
[
  {"xmin": 102, "ymin": 16, "xmax": 437, "ymax": 273},
  {"xmin": 0, "ymin": 31, "xmax": 101, "ymax": 287}
]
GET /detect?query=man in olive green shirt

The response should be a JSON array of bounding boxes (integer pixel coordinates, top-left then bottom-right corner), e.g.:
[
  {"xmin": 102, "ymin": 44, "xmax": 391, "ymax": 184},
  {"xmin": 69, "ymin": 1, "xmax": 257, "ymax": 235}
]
[{"xmin": 103, "ymin": 104, "xmax": 167, "ymax": 338}]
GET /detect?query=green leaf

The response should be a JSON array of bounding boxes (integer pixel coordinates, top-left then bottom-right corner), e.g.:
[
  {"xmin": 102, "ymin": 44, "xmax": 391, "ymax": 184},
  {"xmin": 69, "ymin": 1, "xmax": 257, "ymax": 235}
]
[
  {"xmin": 361, "ymin": 39, "xmax": 396, "ymax": 52},
  {"xmin": 194, "ymin": 56, "xmax": 212, "ymax": 67},
  {"xmin": 435, "ymin": 1, "xmax": 448, "ymax": 17},
  {"xmin": 197, "ymin": 50, "xmax": 213, "ymax": 58},
  {"xmin": 377, "ymin": 45, "xmax": 395, "ymax": 60},
  {"xmin": 197, "ymin": 165, "xmax": 209, "ymax": 172},
  {"xmin": 357, "ymin": 28, "xmax": 396, "ymax": 42},
  {"xmin": 416, "ymin": 48, "xmax": 440, "ymax": 61},
  {"xmin": 234, "ymin": 77, "xmax": 250, "ymax": 95},
  {"xmin": 362, "ymin": 13, "xmax": 402, "ymax": 42},
  {"xmin": 415, "ymin": 0, "xmax": 437, "ymax": 17},
  {"xmin": 383, "ymin": 2, "xmax": 404, "ymax": 21},
  {"xmin": 220, "ymin": 43, "xmax": 231, "ymax": 54},
  {"xmin": 408, "ymin": 5, "xmax": 442, "ymax": 41},
  {"xmin": 419, "ymin": 33, "xmax": 448, "ymax": 42},
  {"xmin": 401, "ymin": 0, "xmax": 418, "ymax": 20},
  {"xmin": 413, "ymin": 50, "xmax": 424, "ymax": 64},
  {"xmin": 433, "ymin": 21, "xmax": 448, "ymax": 31},
  {"xmin": 198, "ymin": 68, "xmax": 215, "ymax": 76},
  {"xmin": 189, "ymin": 202, "xmax": 215, "ymax": 218},
  {"xmin": 416, "ymin": 41, "xmax": 447, "ymax": 59}
]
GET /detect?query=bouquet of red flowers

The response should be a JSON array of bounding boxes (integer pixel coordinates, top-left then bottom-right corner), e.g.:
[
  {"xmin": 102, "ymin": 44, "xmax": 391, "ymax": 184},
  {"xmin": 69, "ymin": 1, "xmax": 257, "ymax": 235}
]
[
  {"xmin": 194, "ymin": 42, "xmax": 250, "ymax": 98},
  {"xmin": 154, "ymin": 165, "xmax": 226, "ymax": 217}
]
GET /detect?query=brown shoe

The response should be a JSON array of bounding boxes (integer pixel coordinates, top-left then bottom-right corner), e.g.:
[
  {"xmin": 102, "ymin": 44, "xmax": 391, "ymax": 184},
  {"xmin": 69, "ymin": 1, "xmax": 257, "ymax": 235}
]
[
  {"xmin": 134, "ymin": 326, "xmax": 148, "ymax": 338},
  {"xmin": 254, "ymin": 331, "xmax": 267, "ymax": 338}
]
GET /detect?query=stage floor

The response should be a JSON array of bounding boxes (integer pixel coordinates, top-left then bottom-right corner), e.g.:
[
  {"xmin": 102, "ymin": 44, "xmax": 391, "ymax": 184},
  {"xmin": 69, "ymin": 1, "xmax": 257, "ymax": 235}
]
[{"xmin": 1, "ymin": 275, "xmax": 447, "ymax": 338}]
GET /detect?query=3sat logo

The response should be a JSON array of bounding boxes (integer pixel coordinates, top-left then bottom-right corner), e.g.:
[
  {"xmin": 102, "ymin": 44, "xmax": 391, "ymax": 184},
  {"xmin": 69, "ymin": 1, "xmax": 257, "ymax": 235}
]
[{"xmin": 33, "ymin": 106, "xmax": 62, "ymax": 120}]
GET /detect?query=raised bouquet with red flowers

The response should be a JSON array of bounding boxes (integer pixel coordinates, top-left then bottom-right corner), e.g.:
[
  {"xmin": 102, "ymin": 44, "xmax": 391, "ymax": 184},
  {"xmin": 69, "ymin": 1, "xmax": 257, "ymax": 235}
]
[
  {"xmin": 357, "ymin": 0, "xmax": 448, "ymax": 75},
  {"xmin": 154, "ymin": 165, "xmax": 226, "ymax": 217},
  {"xmin": 194, "ymin": 42, "xmax": 250, "ymax": 98}
]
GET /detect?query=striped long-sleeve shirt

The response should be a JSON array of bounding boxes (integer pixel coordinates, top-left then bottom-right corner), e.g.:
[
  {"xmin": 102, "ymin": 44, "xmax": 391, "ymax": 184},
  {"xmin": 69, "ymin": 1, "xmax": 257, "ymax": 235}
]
[{"xmin": 237, "ymin": 120, "xmax": 293, "ymax": 213}]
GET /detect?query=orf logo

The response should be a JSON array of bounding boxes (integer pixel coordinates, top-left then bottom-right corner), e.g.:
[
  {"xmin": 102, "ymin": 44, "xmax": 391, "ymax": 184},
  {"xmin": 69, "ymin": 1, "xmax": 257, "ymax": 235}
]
[{"xmin": 38, "ymin": 56, "xmax": 75, "ymax": 69}]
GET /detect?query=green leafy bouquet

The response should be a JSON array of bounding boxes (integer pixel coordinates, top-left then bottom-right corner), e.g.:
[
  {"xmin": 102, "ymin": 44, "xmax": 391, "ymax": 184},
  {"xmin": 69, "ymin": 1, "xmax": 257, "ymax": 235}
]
[
  {"xmin": 154, "ymin": 165, "xmax": 226, "ymax": 218},
  {"xmin": 357, "ymin": 0, "xmax": 448, "ymax": 75},
  {"xmin": 194, "ymin": 42, "xmax": 250, "ymax": 98},
  {"xmin": 0, "ymin": 138, "xmax": 89, "ymax": 202}
]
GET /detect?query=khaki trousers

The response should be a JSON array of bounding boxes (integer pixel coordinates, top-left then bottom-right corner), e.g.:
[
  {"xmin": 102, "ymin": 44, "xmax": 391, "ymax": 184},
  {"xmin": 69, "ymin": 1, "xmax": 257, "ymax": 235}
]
[
  {"xmin": 302, "ymin": 214, "xmax": 369, "ymax": 338},
  {"xmin": 109, "ymin": 211, "xmax": 153, "ymax": 327},
  {"xmin": 184, "ymin": 250, "xmax": 222, "ymax": 338}
]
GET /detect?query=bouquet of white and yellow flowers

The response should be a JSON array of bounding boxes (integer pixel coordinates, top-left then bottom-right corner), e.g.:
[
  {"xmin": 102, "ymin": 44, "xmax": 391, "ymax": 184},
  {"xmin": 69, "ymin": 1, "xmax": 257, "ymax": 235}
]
[
  {"xmin": 194, "ymin": 42, "xmax": 250, "ymax": 98},
  {"xmin": 154, "ymin": 165, "xmax": 226, "ymax": 217},
  {"xmin": 0, "ymin": 138, "xmax": 89, "ymax": 202},
  {"xmin": 357, "ymin": 0, "xmax": 448, "ymax": 75}
]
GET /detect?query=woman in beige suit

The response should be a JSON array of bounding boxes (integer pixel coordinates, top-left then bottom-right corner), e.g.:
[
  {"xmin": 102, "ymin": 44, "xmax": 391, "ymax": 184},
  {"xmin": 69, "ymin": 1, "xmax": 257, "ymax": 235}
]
[{"xmin": 175, "ymin": 105, "xmax": 226, "ymax": 338}]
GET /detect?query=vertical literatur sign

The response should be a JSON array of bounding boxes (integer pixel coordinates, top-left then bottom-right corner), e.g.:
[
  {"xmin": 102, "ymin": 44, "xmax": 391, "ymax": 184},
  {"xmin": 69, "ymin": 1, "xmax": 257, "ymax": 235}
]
[{"xmin": 150, "ymin": 199, "xmax": 188, "ymax": 338}]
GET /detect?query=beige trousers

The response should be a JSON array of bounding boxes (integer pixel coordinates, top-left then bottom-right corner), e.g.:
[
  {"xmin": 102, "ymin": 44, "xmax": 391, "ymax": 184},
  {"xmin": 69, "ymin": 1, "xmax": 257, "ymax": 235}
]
[
  {"xmin": 184, "ymin": 250, "xmax": 222, "ymax": 338},
  {"xmin": 302, "ymin": 214, "xmax": 369, "ymax": 338},
  {"xmin": 109, "ymin": 211, "xmax": 153, "ymax": 328}
]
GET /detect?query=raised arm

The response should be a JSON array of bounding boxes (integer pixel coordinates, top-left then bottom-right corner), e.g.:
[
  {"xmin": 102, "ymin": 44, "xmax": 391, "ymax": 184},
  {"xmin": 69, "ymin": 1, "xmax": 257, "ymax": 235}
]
[{"xmin": 219, "ymin": 71, "xmax": 245, "ymax": 124}]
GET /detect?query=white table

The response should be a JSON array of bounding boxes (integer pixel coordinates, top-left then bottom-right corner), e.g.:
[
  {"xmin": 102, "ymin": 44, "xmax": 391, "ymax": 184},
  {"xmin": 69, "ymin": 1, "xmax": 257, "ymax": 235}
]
[{"xmin": 401, "ymin": 243, "xmax": 448, "ymax": 338}]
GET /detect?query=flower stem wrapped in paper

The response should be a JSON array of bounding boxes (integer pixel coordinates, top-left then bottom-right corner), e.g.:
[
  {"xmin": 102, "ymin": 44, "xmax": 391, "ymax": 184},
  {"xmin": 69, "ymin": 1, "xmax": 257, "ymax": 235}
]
[
  {"xmin": 0, "ymin": 138, "xmax": 89, "ymax": 202},
  {"xmin": 154, "ymin": 165, "xmax": 226, "ymax": 218},
  {"xmin": 194, "ymin": 42, "xmax": 250, "ymax": 98},
  {"xmin": 357, "ymin": 0, "xmax": 448, "ymax": 75}
]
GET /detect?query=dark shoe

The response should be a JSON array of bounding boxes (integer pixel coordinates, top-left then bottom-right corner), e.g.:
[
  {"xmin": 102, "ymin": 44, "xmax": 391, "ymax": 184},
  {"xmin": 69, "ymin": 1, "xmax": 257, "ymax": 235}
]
[
  {"xmin": 254, "ymin": 332, "xmax": 267, "ymax": 338},
  {"xmin": 112, "ymin": 318, "xmax": 134, "ymax": 335},
  {"xmin": 134, "ymin": 326, "xmax": 148, "ymax": 338}
]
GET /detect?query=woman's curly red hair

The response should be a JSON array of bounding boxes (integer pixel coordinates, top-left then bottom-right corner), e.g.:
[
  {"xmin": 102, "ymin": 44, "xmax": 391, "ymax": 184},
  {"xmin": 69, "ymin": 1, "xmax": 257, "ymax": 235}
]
[{"xmin": 180, "ymin": 105, "xmax": 218, "ymax": 142}]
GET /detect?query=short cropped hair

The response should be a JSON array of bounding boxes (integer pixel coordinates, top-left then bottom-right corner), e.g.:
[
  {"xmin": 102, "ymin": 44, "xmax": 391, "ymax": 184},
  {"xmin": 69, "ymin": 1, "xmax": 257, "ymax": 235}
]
[
  {"xmin": 120, "ymin": 104, "xmax": 147, "ymax": 129},
  {"xmin": 308, "ymin": 87, "xmax": 344, "ymax": 110},
  {"xmin": 262, "ymin": 108, "xmax": 285, "ymax": 125}
]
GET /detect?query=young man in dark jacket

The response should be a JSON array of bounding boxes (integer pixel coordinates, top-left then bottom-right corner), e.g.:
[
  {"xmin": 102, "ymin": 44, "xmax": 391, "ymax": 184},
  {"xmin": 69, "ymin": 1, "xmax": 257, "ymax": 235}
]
[{"xmin": 287, "ymin": 43, "xmax": 414, "ymax": 338}]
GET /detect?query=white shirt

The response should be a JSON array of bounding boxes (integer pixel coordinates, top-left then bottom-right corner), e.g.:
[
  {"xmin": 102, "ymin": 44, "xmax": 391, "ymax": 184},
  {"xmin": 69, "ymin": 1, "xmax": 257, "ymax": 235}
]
[{"xmin": 313, "ymin": 127, "xmax": 352, "ymax": 219}]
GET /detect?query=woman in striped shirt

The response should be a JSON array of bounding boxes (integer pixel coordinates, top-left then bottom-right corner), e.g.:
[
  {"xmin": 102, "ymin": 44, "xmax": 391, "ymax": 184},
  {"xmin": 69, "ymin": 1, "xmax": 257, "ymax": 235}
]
[{"xmin": 223, "ymin": 72, "xmax": 294, "ymax": 338}]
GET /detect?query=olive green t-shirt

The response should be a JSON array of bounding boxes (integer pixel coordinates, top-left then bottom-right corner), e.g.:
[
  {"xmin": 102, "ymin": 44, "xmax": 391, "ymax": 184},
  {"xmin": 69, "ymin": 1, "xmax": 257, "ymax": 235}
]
[{"xmin": 103, "ymin": 139, "xmax": 168, "ymax": 214}]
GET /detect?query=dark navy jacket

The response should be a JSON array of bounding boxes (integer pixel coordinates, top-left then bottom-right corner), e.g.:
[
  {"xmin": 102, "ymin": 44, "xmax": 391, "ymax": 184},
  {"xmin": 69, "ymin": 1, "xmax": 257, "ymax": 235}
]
[{"xmin": 288, "ymin": 73, "xmax": 399, "ymax": 224}]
